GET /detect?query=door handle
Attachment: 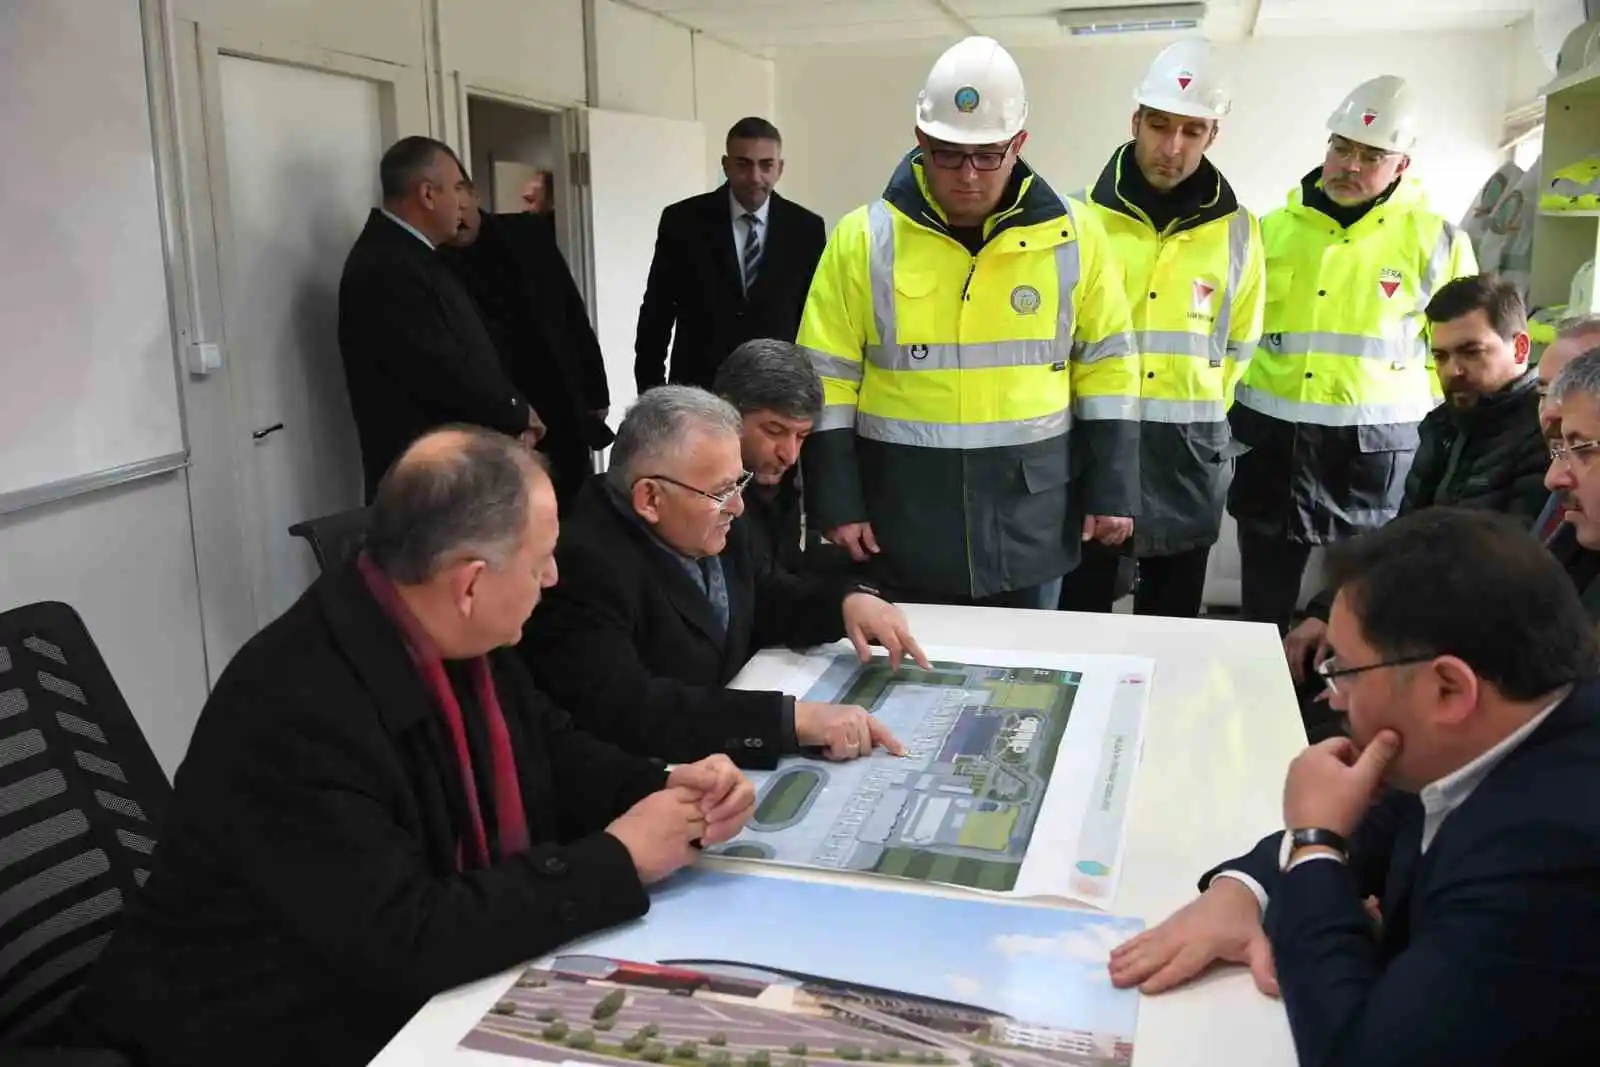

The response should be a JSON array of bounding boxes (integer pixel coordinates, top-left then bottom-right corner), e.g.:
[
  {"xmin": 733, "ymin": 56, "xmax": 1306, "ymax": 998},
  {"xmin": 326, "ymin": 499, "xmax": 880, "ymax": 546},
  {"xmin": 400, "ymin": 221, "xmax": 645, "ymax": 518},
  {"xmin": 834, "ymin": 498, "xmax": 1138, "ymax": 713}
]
[{"xmin": 252, "ymin": 422, "xmax": 285, "ymax": 441}]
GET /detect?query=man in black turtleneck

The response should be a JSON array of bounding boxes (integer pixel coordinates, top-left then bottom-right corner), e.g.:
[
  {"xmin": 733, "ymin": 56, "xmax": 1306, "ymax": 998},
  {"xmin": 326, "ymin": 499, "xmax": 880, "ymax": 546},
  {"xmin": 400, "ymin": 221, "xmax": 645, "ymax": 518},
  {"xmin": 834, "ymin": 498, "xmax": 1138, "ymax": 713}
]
[
  {"xmin": 1057, "ymin": 41, "xmax": 1264, "ymax": 619},
  {"xmin": 1225, "ymin": 75, "xmax": 1476, "ymax": 633}
]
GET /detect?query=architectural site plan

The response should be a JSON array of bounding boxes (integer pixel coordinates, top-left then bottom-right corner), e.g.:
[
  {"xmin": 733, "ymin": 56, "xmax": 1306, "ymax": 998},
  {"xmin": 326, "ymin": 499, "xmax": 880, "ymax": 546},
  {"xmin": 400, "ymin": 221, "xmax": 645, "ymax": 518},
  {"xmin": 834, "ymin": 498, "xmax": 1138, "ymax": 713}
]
[{"xmin": 706, "ymin": 646, "xmax": 1153, "ymax": 904}]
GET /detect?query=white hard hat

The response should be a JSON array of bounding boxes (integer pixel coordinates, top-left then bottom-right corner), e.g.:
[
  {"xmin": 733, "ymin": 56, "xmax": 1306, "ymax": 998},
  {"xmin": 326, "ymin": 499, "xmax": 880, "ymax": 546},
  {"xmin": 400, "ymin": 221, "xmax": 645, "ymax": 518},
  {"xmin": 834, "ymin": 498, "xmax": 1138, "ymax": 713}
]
[
  {"xmin": 1133, "ymin": 39, "xmax": 1232, "ymax": 121},
  {"xmin": 1556, "ymin": 20, "xmax": 1600, "ymax": 78},
  {"xmin": 1570, "ymin": 258, "xmax": 1596, "ymax": 318},
  {"xmin": 1326, "ymin": 75, "xmax": 1419, "ymax": 153},
  {"xmin": 916, "ymin": 36, "xmax": 1029, "ymax": 145}
]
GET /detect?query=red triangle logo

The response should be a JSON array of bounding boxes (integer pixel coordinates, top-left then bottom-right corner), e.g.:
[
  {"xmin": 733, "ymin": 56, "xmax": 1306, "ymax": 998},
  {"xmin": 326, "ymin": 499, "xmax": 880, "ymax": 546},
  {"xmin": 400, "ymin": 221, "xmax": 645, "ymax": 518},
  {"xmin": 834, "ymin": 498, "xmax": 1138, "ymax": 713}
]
[
  {"xmin": 1177, "ymin": 75, "xmax": 1193, "ymax": 89},
  {"xmin": 1362, "ymin": 110, "xmax": 1378, "ymax": 127},
  {"xmin": 1380, "ymin": 280, "xmax": 1400, "ymax": 298},
  {"xmin": 1194, "ymin": 281, "xmax": 1214, "ymax": 300}
]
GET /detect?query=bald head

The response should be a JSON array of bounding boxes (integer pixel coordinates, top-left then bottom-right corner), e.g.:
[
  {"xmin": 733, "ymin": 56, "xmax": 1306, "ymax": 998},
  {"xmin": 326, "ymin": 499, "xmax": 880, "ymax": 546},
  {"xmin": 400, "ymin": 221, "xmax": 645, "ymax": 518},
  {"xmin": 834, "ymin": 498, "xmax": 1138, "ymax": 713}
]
[
  {"xmin": 368, "ymin": 426, "xmax": 551, "ymax": 585},
  {"xmin": 1539, "ymin": 316, "xmax": 1600, "ymax": 436}
]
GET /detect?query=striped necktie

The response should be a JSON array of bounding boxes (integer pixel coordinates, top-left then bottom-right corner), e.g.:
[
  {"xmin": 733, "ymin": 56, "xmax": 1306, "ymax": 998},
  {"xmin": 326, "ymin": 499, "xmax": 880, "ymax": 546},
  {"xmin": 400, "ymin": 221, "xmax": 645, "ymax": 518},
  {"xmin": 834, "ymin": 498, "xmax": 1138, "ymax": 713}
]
[{"xmin": 741, "ymin": 212, "xmax": 762, "ymax": 292}]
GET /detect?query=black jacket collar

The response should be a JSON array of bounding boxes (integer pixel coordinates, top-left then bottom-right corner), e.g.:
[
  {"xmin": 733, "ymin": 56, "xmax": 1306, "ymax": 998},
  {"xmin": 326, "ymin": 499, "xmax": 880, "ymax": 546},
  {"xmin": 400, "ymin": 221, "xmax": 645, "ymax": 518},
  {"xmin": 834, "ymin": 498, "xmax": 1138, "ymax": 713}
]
[
  {"xmin": 1433, "ymin": 368, "xmax": 1540, "ymax": 429},
  {"xmin": 583, "ymin": 479, "xmax": 729, "ymax": 644},
  {"xmin": 1300, "ymin": 167, "xmax": 1401, "ymax": 229},
  {"xmin": 1090, "ymin": 143, "xmax": 1237, "ymax": 236},
  {"xmin": 881, "ymin": 149, "xmax": 1066, "ymax": 248},
  {"xmin": 312, "ymin": 560, "xmax": 443, "ymax": 737},
  {"xmin": 367, "ymin": 207, "xmax": 440, "ymax": 259}
]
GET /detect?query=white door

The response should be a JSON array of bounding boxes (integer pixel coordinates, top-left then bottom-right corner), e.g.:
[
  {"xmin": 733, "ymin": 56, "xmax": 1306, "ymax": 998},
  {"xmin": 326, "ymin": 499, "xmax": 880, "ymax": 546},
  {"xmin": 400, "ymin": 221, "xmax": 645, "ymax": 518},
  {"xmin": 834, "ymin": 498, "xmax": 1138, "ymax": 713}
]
[
  {"xmin": 492, "ymin": 160, "xmax": 544, "ymax": 213},
  {"xmin": 579, "ymin": 108, "xmax": 707, "ymax": 436},
  {"xmin": 215, "ymin": 56, "xmax": 380, "ymax": 623}
]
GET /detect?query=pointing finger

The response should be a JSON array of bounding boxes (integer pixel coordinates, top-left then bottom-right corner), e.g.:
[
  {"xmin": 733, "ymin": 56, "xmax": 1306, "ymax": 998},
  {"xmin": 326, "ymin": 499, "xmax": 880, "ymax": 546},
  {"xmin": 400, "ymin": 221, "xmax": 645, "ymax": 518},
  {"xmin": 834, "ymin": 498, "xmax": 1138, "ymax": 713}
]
[
  {"xmin": 903, "ymin": 630, "xmax": 931, "ymax": 671},
  {"xmin": 868, "ymin": 716, "xmax": 906, "ymax": 756}
]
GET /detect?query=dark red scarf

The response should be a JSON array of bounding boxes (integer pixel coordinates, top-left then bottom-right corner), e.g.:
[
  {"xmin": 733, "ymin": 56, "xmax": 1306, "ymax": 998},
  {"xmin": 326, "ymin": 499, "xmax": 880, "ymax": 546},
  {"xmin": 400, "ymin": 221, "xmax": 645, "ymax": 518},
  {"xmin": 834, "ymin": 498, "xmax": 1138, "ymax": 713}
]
[{"xmin": 357, "ymin": 551, "xmax": 530, "ymax": 869}]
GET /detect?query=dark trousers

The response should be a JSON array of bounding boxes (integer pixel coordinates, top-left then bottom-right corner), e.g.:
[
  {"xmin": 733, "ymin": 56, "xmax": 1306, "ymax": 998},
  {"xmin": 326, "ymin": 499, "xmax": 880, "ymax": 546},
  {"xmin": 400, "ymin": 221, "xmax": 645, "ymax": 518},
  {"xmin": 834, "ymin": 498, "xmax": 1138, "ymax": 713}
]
[
  {"xmin": 1057, "ymin": 542, "xmax": 1213, "ymax": 619},
  {"xmin": 901, "ymin": 578, "xmax": 1064, "ymax": 611},
  {"xmin": 1237, "ymin": 527, "xmax": 1314, "ymax": 634}
]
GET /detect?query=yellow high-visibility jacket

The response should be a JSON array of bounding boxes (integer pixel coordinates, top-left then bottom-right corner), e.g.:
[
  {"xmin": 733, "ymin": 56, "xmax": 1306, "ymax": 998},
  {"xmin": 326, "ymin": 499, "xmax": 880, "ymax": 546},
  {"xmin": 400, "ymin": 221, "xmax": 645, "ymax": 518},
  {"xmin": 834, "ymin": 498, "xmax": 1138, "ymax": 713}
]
[
  {"xmin": 797, "ymin": 152, "xmax": 1140, "ymax": 598},
  {"xmin": 1229, "ymin": 170, "xmax": 1477, "ymax": 543},
  {"xmin": 1087, "ymin": 144, "xmax": 1265, "ymax": 558}
]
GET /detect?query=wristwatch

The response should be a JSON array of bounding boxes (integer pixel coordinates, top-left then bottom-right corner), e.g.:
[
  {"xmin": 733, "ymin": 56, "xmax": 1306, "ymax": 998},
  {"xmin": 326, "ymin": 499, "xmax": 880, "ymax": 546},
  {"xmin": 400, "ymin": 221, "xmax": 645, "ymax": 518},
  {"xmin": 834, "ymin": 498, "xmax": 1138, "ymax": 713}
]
[{"xmin": 1278, "ymin": 827, "xmax": 1349, "ymax": 871}]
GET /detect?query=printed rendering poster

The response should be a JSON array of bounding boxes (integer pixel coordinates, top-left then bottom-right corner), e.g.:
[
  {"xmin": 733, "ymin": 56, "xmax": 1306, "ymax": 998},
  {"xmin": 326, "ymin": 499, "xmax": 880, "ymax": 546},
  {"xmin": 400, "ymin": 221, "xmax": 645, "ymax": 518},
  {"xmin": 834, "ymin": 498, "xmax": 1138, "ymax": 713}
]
[{"xmin": 461, "ymin": 869, "xmax": 1143, "ymax": 1067}]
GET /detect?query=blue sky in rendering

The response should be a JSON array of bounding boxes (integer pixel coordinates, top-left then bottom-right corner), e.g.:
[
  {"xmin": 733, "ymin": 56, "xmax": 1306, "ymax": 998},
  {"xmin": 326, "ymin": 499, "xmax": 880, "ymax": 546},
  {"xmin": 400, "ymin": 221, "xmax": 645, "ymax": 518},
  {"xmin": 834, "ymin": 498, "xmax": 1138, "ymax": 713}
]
[{"xmin": 538, "ymin": 869, "xmax": 1144, "ymax": 1038}]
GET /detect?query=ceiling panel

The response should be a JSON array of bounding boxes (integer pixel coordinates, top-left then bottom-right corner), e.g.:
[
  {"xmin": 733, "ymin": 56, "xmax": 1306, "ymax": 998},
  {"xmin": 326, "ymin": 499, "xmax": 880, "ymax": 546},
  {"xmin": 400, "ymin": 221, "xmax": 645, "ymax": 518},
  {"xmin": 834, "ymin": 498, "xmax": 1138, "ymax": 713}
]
[
  {"xmin": 1254, "ymin": 0, "xmax": 1536, "ymax": 36},
  {"xmin": 622, "ymin": 0, "xmax": 1538, "ymax": 53},
  {"xmin": 715, "ymin": 18, "xmax": 964, "ymax": 47},
  {"xmin": 663, "ymin": 0, "xmax": 943, "ymax": 33}
]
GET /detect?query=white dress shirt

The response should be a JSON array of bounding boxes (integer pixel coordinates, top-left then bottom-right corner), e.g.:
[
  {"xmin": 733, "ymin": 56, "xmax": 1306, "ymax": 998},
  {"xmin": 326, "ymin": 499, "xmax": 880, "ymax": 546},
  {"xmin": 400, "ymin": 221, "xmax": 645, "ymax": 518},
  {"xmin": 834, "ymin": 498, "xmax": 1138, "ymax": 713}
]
[
  {"xmin": 381, "ymin": 207, "xmax": 435, "ymax": 249},
  {"xmin": 730, "ymin": 191, "xmax": 771, "ymax": 289},
  {"xmin": 1219, "ymin": 690, "xmax": 1568, "ymax": 912}
]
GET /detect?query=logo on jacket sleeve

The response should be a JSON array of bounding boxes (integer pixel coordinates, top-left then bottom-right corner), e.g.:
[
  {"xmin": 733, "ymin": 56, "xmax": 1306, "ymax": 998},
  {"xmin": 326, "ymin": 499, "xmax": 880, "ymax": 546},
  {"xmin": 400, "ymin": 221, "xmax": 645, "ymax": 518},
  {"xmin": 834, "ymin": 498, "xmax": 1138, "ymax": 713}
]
[
  {"xmin": 954, "ymin": 86, "xmax": 980, "ymax": 113},
  {"xmin": 1011, "ymin": 284, "xmax": 1042, "ymax": 315},
  {"xmin": 1378, "ymin": 267, "xmax": 1404, "ymax": 299}
]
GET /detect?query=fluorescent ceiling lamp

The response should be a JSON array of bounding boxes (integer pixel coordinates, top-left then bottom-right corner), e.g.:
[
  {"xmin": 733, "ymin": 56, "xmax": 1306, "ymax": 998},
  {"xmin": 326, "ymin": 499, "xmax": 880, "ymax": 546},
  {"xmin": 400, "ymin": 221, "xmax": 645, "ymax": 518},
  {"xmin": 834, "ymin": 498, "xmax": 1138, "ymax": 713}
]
[{"xmin": 1057, "ymin": 3, "xmax": 1207, "ymax": 35}]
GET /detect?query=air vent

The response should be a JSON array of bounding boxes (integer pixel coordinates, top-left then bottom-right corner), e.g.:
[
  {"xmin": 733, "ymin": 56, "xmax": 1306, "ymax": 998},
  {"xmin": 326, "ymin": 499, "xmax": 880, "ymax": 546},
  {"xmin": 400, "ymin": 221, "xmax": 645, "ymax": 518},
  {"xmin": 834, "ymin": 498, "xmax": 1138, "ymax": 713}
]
[{"xmin": 1057, "ymin": 3, "xmax": 1207, "ymax": 36}]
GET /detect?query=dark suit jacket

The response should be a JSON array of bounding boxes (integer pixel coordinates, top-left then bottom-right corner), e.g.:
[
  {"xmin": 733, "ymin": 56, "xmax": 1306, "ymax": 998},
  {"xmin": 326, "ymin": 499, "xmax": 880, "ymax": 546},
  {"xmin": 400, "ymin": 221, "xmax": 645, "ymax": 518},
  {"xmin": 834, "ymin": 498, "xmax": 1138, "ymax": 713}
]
[
  {"xmin": 1547, "ymin": 522, "xmax": 1600, "ymax": 623},
  {"xmin": 518, "ymin": 479, "xmax": 852, "ymax": 769},
  {"xmin": 1205, "ymin": 678, "xmax": 1600, "ymax": 1067},
  {"xmin": 635, "ymin": 187, "xmax": 826, "ymax": 392},
  {"xmin": 338, "ymin": 209, "xmax": 532, "ymax": 498},
  {"xmin": 71, "ymin": 562, "xmax": 667, "ymax": 1067},
  {"xmin": 443, "ymin": 211, "xmax": 612, "ymax": 501},
  {"xmin": 744, "ymin": 467, "xmax": 860, "ymax": 582}
]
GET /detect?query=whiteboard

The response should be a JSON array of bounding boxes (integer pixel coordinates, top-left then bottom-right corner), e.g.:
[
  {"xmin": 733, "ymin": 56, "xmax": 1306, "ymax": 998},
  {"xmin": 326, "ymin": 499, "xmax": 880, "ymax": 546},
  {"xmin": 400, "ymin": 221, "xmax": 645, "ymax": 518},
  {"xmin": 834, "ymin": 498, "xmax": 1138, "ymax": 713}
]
[
  {"xmin": 0, "ymin": 0, "xmax": 184, "ymax": 503},
  {"xmin": 583, "ymin": 107, "xmax": 707, "ymax": 430}
]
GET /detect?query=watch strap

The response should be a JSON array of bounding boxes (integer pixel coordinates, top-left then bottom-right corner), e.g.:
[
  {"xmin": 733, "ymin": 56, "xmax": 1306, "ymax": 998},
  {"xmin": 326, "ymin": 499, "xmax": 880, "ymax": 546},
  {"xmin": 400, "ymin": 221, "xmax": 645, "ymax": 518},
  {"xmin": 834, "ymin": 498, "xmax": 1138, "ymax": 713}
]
[{"xmin": 1289, "ymin": 827, "xmax": 1349, "ymax": 854}]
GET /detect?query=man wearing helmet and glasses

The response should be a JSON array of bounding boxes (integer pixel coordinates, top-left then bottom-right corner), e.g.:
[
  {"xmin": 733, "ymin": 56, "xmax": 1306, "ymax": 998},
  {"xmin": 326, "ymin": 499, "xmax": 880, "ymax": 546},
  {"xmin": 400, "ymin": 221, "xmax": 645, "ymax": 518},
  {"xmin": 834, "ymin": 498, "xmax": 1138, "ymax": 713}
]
[
  {"xmin": 798, "ymin": 36, "xmax": 1140, "ymax": 611},
  {"xmin": 1057, "ymin": 40, "xmax": 1265, "ymax": 620},
  {"xmin": 1228, "ymin": 75, "xmax": 1477, "ymax": 634}
]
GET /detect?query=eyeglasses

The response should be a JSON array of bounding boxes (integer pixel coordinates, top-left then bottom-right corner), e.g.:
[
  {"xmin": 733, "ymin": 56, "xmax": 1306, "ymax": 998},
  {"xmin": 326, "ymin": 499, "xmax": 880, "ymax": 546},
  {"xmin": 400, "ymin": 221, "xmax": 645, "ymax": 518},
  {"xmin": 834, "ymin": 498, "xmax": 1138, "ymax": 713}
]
[
  {"xmin": 1316, "ymin": 653, "xmax": 1436, "ymax": 696},
  {"xmin": 1327, "ymin": 137, "xmax": 1401, "ymax": 168},
  {"xmin": 637, "ymin": 470, "xmax": 753, "ymax": 512},
  {"xmin": 926, "ymin": 144, "xmax": 1014, "ymax": 172},
  {"xmin": 1549, "ymin": 438, "xmax": 1600, "ymax": 468}
]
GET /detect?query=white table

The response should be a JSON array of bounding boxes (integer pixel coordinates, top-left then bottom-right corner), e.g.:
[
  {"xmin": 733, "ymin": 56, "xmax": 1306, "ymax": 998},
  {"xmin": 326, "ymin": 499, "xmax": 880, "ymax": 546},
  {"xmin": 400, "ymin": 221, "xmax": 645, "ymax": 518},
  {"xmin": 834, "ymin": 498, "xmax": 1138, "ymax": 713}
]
[{"xmin": 370, "ymin": 605, "xmax": 1303, "ymax": 1066}]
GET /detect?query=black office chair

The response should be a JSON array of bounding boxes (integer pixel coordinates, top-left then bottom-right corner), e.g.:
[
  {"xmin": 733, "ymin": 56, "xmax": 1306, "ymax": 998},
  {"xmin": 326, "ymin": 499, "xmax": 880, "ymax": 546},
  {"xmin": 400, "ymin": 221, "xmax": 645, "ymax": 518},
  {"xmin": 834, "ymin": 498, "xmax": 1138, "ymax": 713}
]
[
  {"xmin": 0, "ymin": 601, "xmax": 170, "ymax": 1064},
  {"xmin": 287, "ymin": 505, "xmax": 370, "ymax": 572}
]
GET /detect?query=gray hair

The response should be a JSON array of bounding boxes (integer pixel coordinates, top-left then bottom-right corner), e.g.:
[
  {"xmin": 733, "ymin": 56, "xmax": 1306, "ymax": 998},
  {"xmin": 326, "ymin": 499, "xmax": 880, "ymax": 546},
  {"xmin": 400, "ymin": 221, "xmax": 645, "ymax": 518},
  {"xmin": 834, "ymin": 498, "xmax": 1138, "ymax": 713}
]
[
  {"xmin": 712, "ymin": 339, "xmax": 824, "ymax": 421},
  {"xmin": 1549, "ymin": 347, "xmax": 1600, "ymax": 407},
  {"xmin": 1558, "ymin": 314, "xmax": 1600, "ymax": 342},
  {"xmin": 367, "ymin": 425, "xmax": 545, "ymax": 584},
  {"xmin": 607, "ymin": 386, "xmax": 743, "ymax": 491}
]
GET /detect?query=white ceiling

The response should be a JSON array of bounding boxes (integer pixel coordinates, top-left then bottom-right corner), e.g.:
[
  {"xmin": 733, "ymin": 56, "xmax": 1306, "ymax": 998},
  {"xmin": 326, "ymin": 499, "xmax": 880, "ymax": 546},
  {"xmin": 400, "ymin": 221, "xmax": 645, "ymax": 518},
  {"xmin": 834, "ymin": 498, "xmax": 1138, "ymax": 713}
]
[{"xmin": 621, "ymin": 0, "xmax": 1540, "ymax": 55}]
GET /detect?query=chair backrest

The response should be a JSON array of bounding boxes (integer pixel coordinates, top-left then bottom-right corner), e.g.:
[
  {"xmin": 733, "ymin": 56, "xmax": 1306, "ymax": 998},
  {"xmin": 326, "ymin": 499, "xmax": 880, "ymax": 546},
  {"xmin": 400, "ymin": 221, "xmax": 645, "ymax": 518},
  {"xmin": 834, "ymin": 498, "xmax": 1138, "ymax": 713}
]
[
  {"xmin": 287, "ymin": 505, "xmax": 370, "ymax": 572},
  {"xmin": 0, "ymin": 602, "xmax": 170, "ymax": 1043}
]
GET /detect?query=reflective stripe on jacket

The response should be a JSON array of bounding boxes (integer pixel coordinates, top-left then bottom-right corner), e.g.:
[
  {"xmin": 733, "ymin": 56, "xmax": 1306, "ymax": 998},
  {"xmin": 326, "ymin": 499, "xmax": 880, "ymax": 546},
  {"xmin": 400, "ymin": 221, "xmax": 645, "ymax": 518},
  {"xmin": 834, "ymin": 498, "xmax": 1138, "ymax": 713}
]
[
  {"xmin": 1089, "ymin": 144, "xmax": 1265, "ymax": 557},
  {"xmin": 1228, "ymin": 169, "xmax": 1477, "ymax": 543},
  {"xmin": 798, "ymin": 151, "xmax": 1140, "ymax": 598}
]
